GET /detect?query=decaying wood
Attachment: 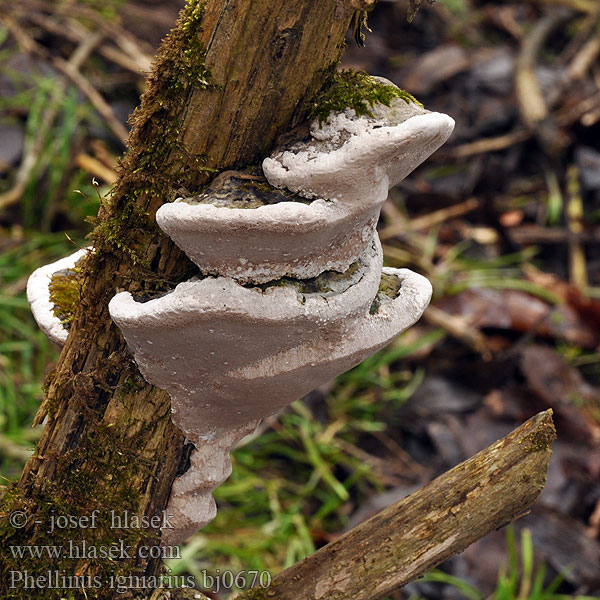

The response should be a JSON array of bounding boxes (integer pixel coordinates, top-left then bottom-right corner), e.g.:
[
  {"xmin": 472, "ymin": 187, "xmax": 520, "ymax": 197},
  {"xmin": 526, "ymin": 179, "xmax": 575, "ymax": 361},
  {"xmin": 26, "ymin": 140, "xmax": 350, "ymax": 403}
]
[
  {"xmin": 234, "ymin": 410, "xmax": 555, "ymax": 600},
  {"xmin": 1, "ymin": 0, "xmax": 356, "ymax": 592}
]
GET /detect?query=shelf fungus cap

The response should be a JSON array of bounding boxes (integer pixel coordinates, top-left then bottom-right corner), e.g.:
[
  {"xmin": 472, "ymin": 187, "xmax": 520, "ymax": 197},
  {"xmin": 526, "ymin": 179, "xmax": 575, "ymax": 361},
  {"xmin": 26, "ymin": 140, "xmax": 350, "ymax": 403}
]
[
  {"xmin": 109, "ymin": 240, "xmax": 432, "ymax": 545},
  {"xmin": 161, "ymin": 264, "xmax": 431, "ymax": 547},
  {"xmin": 107, "ymin": 239, "xmax": 434, "ymax": 437},
  {"xmin": 156, "ymin": 89, "xmax": 454, "ymax": 283},
  {"xmin": 109, "ymin": 240, "xmax": 384, "ymax": 436},
  {"xmin": 263, "ymin": 91, "xmax": 455, "ymax": 204},
  {"xmin": 26, "ymin": 248, "xmax": 88, "ymax": 347}
]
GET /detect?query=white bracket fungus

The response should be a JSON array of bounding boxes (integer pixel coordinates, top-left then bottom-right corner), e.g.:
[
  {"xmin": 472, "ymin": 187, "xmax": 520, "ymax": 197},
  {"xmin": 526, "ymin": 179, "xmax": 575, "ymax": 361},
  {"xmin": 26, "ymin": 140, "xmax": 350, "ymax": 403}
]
[
  {"xmin": 28, "ymin": 78, "xmax": 454, "ymax": 546},
  {"xmin": 156, "ymin": 91, "xmax": 454, "ymax": 283},
  {"xmin": 27, "ymin": 248, "xmax": 88, "ymax": 347}
]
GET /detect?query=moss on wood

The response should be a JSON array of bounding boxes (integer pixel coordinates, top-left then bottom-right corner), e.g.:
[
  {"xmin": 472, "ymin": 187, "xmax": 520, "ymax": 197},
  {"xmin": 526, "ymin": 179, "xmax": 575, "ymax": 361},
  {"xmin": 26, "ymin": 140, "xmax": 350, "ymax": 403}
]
[
  {"xmin": 4, "ymin": 0, "xmax": 359, "ymax": 596},
  {"xmin": 90, "ymin": 0, "xmax": 214, "ymax": 291},
  {"xmin": 0, "ymin": 421, "xmax": 153, "ymax": 599},
  {"xmin": 369, "ymin": 272, "xmax": 403, "ymax": 314},
  {"xmin": 48, "ymin": 267, "xmax": 84, "ymax": 330},
  {"xmin": 309, "ymin": 70, "xmax": 422, "ymax": 125}
]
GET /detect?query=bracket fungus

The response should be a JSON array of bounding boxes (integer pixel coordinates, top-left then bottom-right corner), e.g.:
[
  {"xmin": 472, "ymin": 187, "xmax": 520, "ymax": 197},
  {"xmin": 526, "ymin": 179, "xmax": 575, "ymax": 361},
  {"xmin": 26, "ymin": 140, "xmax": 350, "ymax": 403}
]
[
  {"xmin": 27, "ymin": 248, "xmax": 88, "ymax": 348},
  {"xmin": 28, "ymin": 77, "xmax": 454, "ymax": 545},
  {"xmin": 157, "ymin": 88, "xmax": 454, "ymax": 283}
]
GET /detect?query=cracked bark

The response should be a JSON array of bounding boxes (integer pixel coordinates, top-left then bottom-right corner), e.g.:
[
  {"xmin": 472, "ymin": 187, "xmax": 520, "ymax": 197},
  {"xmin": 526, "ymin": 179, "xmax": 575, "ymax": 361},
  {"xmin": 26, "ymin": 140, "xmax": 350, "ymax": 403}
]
[{"xmin": 139, "ymin": 411, "xmax": 555, "ymax": 600}]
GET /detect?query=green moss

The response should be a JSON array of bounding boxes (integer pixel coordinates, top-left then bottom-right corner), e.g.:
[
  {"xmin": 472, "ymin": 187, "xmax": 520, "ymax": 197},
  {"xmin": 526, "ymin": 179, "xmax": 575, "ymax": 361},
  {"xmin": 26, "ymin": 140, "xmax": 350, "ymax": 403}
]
[
  {"xmin": 309, "ymin": 70, "xmax": 422, "ymax": 125},
  {"xmin": 90, "ymin": 0, "xmax": 214, "ymax": 291},
  {"xmin": 370, "ymin": 273, "xmax": 403, "ymax": 315},
  {"xmin": 184, "ymin": 169, "xmax": 311, "ymax": 208},
  {"xmin": 48, "ymin": 268, "xmax": 84, "ymax": 330},
  {"xmin": 252, "ymin": 259, "xmax": 364, "ymax": 298},
  {"xmin": 522, "ymin": 420, "xmax": 557, "ymax": 453},
  {"xmin": 0, "ymin": 423, "xmax": 155, "ymax": 599},
  {"xmin": 119, "ymin": 375, "xmax": 146, "ymax": 396}
]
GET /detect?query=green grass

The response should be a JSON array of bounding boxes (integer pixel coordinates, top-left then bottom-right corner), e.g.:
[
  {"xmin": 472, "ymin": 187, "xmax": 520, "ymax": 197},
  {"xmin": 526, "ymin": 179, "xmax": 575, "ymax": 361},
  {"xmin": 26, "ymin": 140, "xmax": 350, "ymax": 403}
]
[
  {"xmin": 418, "ymin": 527, "xmax": 596, "ymax": 600},
  {"xmin": 0, "ymin": 233, "xmax": 85, "ymax": 479}
]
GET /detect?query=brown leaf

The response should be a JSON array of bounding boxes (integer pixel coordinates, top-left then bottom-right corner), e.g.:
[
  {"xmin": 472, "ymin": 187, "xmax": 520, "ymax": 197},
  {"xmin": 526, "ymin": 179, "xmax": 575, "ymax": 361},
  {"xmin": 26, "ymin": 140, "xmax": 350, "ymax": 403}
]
[
  {"xmin": 436, "ymin": 288, "xmax": 600, "ymax": 349},
  {"xmin": 521, "ymin": 345, "xmax": 600, "ymax": 444}
]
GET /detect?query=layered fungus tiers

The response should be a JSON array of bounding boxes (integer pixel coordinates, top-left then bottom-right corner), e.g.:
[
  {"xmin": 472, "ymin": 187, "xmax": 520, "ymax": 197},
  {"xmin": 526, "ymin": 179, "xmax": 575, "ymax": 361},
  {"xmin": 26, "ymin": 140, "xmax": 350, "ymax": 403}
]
[{"xmin": 28, "ymin": 77, "xmax": 454, "ymax": 545}]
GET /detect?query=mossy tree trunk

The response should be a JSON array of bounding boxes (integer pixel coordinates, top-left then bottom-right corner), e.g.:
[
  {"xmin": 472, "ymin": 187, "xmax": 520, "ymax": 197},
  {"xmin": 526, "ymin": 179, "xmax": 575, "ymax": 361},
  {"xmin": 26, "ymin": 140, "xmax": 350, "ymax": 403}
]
[{"xmin": 0, "ymin": 1, "xmax": 363, "ymax": 597}]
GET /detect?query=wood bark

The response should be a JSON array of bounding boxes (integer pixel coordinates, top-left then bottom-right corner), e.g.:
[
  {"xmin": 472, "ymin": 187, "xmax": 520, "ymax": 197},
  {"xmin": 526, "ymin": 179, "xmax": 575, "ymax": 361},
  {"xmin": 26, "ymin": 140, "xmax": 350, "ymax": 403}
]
[
  {"xmin": 0, "ymin": 0, "xmax": 359, "ymax": 595},
  {"xmin": 236, "ymin": 410, "xmax": 556, "ymax": 600}
]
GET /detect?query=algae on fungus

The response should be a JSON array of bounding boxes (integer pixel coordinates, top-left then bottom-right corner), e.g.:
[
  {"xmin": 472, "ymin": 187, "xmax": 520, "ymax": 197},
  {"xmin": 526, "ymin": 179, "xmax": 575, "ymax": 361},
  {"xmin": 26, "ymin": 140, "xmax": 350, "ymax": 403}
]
[
  {"xmin": 309, "ymin": 70, "xmax": 422, "ymax": 125},
  {"xmin": 48, "ymin": 268, "xmax": 84, "ymax": 330}
]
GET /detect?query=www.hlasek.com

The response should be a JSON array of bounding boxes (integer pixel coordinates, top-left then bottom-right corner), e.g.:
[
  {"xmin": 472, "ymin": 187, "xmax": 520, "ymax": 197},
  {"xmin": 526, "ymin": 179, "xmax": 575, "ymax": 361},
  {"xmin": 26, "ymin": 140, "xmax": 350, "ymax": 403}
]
[
  {"xmin": 10, "ymin": 539, "xmax": 181, "ymax": 561},
  {"xmin": 7, "ymin": 509, "xmax": 272, "ymax": 594},
  {"xmin": 9, "ymin": 569, "xmax": 272, "ymax": 594}
]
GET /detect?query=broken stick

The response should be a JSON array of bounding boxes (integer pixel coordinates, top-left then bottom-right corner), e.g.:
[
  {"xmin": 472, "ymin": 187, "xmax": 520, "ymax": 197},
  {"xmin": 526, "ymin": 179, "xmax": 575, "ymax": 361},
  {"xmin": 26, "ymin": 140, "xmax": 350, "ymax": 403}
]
[{"xmin": 235, "ymin": 410, "xmax": 555, "ymax": 600}]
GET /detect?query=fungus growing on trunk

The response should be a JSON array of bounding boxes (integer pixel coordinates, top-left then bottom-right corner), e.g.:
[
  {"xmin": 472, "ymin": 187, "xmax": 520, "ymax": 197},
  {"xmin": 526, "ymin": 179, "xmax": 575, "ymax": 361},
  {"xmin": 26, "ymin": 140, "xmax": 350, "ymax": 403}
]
[
  {"xmin": 27, "ymin": 248, "xmax": 88, "ymax": 347},
  {"xmin": 157, "ymin": 85, "xmax": 454, "ymax": 283},
  {"xmin": 28, "ymin": 76, "xmax": 454, "ymax": 545}
]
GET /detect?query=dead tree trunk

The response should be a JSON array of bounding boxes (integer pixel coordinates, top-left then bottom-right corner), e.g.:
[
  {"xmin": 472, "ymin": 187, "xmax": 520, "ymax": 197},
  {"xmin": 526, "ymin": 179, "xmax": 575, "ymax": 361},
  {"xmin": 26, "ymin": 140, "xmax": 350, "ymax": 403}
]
[{"xmin": 0, "ymin": 0, "xmax": 363, "ymax": 595}]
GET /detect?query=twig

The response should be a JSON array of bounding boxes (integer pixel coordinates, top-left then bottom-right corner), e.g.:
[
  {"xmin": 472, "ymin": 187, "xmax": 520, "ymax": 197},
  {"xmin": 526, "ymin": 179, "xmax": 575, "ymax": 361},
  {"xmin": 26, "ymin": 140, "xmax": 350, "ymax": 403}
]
[
  {"xmin": 234, "ymin": 410, "xmax": 555, "ymax": 600},
  {"xmin": 424, "ymin": 303, "xmax": 492, "ymax": 360},
  {"xmin": 53, "ymin": 54, "xmax": 129, "ymax": 143},
  {"xmin": 561, "ymin": 7, "xmax": 597, "ymax": 61},
  {"xmin": 381, "ymin": 244, "xmax": 433, "ymax": 273},
  {"xmin": 532, "ymin": 0, "xmax": 600, "ymax": 14},
  {"xmin": 509, "ymin": 225, "xmax": 600, "ymax": 244},
  {"xmin": 443, "ymin": 92, "xmax": 600, "ymax": 159},
  {"xmin": 581, "ymin": 104, "xmax": 600, "ymax": 126},
  {"xmin": 75, "ymin": 154, "xmax": 118, "ymax": 185},
  {"xmin": 587, "ymin": 498, "xmax": 600, "ymax": 538},
  {"xmin": 565, "ymin": 164, "xmax": 588, "ymax": 288},
  {"xmin": 442, "ymin": 129, "xmax": 531, "ymax": 158},
  {"xmin": 557, "ymin": 91, "xmax": 600, "ymax": 126},
  {"xmin": 27, "ymin": 12, "xmax": 151, "ymax": 75},
  {"xmin": 4, "ymin": 14, "xmax": 128, "ymax": 144},
  {"xmin": 0, "ymin": 19, "xmax": 104, "ymax": 212},
  {"xmin": 379, "ymin": 198, "xmax": 479, "ymax": 240},
  {"xmin": 515, "ymin": 10, "xmax": 570, "ymax": 130},
  {"xmin": 10, "ymin": 0, "xmax": 155, "ymax": 58}
]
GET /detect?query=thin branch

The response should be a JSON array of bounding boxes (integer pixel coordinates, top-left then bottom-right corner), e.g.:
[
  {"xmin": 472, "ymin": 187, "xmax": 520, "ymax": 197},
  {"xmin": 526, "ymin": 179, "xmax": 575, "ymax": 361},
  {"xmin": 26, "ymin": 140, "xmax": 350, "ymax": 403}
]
[
  {"xmin": 0, "ymin": 19, "xmax": 104, "ymax": 212},
  {"xmin": 27, "ymin": 12, "xmax": 151, "ymax": 76},
  {"xmin": 379, "ymin": 197, "xmax": 479, "ymax": 241},
  {"xmin": 424, "ymin": 303, "xmax": 492, "ymax": 359},
  {"xmin": 52, "ymin": 53, "xmax": 129, "ymax": 143},
  {"xmin": 441, "ymin": 91, "xmax": 600, "ymax": 158},
  {"xmin": 3, "ymin": 12, "xmax": 128, "ymax": 144},
  {"xmin": 234, "ymin": 410, "xmax": 555, "ymax": 600}
]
